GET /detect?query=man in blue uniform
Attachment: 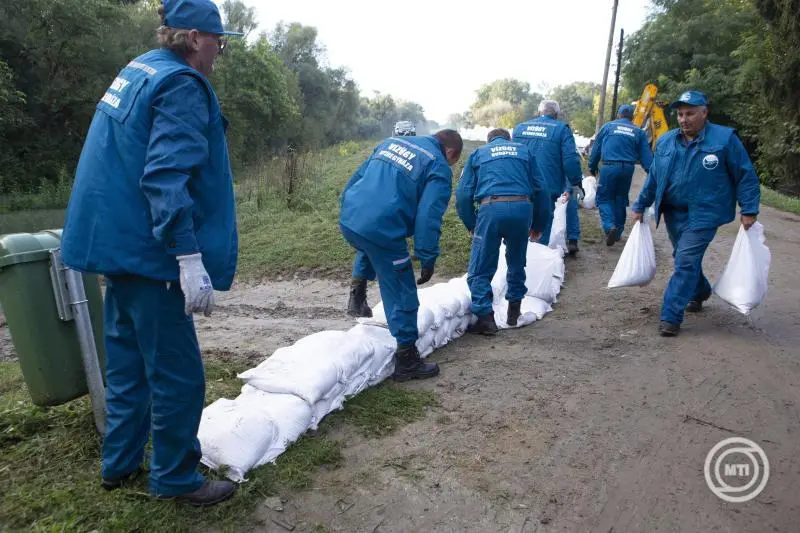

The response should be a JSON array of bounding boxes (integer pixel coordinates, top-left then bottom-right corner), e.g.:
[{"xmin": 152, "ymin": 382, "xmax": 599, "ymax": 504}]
[
  {"xmin": 455, "ymin": 129, "xmax": 550, "ymax": 334},
  {"xmin": 589, "ymin": 104, "xmax": 653, "ymax": 246},
  {"xmin": 341, "ymin": 130, "xmax": 463, "ymax": 381},
  {"xmin": 61, "ymin": 0, "xmax": 241, "ymax": 506},
  {"xmin": 513, "ymin": 100, "xmax": 584, "ymax": 255},
  {"xmin": 631, "ymin": 90, "xmax": 760, "ymax": 337}
]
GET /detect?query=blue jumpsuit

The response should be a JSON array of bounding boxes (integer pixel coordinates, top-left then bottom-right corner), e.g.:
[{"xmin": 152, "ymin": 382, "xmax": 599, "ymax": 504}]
[
  {"xmin": 589, "ymin": 117, "xmax": 653, "ymax": 240},
  {"xmin": 62, "ymin": 49, "xmax": 238, "ymax": 496},
  {"xmin": 455, "ymin": 138, "xmax": 550, "ymax": 317},
  {"xmin": 632, "ymin": 122, "xmax": 760, "ymax": 326},
  {"xmin": 512, "ymin": 116, "xmax": 583, "ymax": 244},
  {"xmin": 340, "ymin": 136, "xmax": 453, "ymax": 345}
]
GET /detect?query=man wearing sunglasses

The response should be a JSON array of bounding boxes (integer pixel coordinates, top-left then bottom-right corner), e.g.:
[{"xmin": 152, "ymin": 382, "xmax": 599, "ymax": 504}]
[{"xmin": 61, "ymin": 0, "xmax": 242, "ymax": 507}]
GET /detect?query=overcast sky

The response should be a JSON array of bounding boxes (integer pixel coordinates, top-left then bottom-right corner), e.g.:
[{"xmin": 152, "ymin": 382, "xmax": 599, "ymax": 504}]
[{"xmin": 233, "ymin": 0, "xmax": 655, "ymax": 124}]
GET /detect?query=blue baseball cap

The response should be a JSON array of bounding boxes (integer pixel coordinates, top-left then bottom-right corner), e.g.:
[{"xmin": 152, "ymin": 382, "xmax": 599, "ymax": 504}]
[
  {"xmin": 669, "ymin": 90, "xmax": 708, "ymax": 110},
  {"xmin": 617, "ymin": 104, "xmax": 635, "ymax": 117},
  {"xmin": 162, "ymin": 0, "xmax": 244, "ymax": 36}
]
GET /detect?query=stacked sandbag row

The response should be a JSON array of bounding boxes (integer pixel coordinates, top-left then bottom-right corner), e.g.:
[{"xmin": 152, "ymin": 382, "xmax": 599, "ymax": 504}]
[{"xmin": 197, "ymin": 240, "xmax": 567, "ymax": 482}]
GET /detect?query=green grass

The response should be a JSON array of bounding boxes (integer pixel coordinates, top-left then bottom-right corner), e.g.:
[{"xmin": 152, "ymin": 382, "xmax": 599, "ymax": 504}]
[
  {"xmin": 760, "ymin": 184, "xmax": 800, "ymax": 215},
  {"xmin": 0, "ymin": 209, "xmax": 66, "ymax": 235},
  {"xmin": 0, "ymin": 360, "xmax": 437, "ymax": 532}
]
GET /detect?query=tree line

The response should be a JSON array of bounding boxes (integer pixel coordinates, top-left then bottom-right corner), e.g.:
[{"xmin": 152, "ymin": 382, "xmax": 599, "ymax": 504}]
[{"xmin": 0, "ymin": 0, "xmax": 437, "ymax": 194}]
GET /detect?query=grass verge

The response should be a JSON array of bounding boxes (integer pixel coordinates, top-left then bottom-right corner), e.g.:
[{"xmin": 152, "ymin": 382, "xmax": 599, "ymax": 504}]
[
  {"xmin": 760, "ymin": 185, "xmax": 800, "ymax": 215},
  {"xmin": 0, "ymin": 358, "xmax": 436, "ymax": 532}
]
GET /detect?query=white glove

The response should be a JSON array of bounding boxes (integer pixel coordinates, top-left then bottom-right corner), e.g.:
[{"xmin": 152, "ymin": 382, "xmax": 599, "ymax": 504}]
[{"xmin": 176, "ymin": 253, "xmax": 215, "ymax": 316}]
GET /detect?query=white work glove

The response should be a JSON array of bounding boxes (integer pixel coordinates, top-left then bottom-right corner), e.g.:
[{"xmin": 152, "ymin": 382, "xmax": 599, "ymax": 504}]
[{"xmin": 176, "ymin": 253, "xmax": 215, "ymax": 316}]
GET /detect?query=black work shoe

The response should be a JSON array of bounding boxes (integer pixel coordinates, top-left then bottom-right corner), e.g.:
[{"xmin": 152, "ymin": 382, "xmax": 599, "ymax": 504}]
[
  {"xmin": 347, "ymin": 278, "xmax": 372, "ymax": 318},
  {"xmin": 507, "ymin": 301, "xmax": 522, "ymax": 326},
  {"xmin": 101, "ymin": 467, "xmax": 145, "ymax": 491},
  {"xmin": 567, "ymin": 240, "xmax": 579, "ymax": 255},
  {"xmin": 469, "ymin": 313, "xmax": 499, "ymax": 336},
  {"xmin": 606, "ymin": 227, "xmax": 617, "ymax": 246},
  {"xmin": 162, "ymin": 480, "xmax": 238, "ymax": 507},
  {"xmin": 393, "ymin": 344, "xmax": 439, "ymax": 382},
  {"xmin": 686, "ymin": 300, "xmax": 703, "ymax": 312},
  {"xmin": 659, "ymin": 321, "xmax": 680, "ymax": 337}
]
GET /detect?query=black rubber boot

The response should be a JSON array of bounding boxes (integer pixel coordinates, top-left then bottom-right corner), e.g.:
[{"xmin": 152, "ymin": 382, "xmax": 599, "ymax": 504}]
[
  {"xmin": 659, "ymin": 321, "xmax": 680, "ymax": 337},
  {"xmin": 160, "ymin": 480, "xmax": 238, "ymax": 507},
  {"xmin": 470, "ymin": 313, "xmax": 498, "ymax": 336},
  {"xmin": 606, "ymin": 227, "xmax": 617, "ymax": 247},
  {"xmin": 101, "ymin": 466, "xmax": 145, "ymax": 491},
  {"xmin": 686, "ymin": 300, "xmax": 703, "ymax": 312},
  {"xmin": 347, "ymin": 278, "xmax": 372, "ymax": 318},
  {"xmin": 567, "ymin": 240, "xmax": 579, "ymax": 255},
  {"xmin": 507, "ymin": 301, "xmax": 522, "ymax": 326},
  {"xmin": 392, "ymin": 343, "xmax": 439, "ymax": 382}
]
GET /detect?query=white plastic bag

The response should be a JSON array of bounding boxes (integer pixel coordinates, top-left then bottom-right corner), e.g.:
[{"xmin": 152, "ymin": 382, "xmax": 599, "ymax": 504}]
[
  {"xmin": 713, "ymin": 222, "xmax": 770, "ymax": 315},
  {"xmin": 524, "ymin": 243, "xmax": 565, "ymax": 303},
  {"xmin": 198, "ymin": 398, "xmax": 279, "ymax": 482},
  {"xmin": 549, "ymin": 196, "xmax": 568, "ymax": 254},
  {"xmin": 607, "ymin": 220, "xmax": 657, "ymax": 288},
  {"xmin": 581, "ymin": 176, "xmax": 597, "ymax": 209}
]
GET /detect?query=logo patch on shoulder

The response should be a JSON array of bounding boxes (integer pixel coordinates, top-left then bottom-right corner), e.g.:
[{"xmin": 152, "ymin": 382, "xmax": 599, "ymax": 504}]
[{"xmin": 702, "ymin": 154, "xmax": 719, "ymax": 170}]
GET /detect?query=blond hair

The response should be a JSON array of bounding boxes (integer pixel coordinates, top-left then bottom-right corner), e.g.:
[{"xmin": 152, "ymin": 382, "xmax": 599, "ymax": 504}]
[{"xmin": 156, "ymin": 5, "xmax": 193, "ymax": 57}]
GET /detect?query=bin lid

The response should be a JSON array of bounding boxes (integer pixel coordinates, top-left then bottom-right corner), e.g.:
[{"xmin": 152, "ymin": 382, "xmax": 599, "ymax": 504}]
[{"xmin": 0, "ymin": 229, "xmax": 63, "ymax": 269}]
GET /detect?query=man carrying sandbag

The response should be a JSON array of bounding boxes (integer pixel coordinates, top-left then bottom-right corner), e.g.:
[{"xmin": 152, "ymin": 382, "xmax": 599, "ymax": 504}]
[
  {"xmin": 589, "ymin": 104, "xmax": 653, "ymax": 246},
  {"xmin": 340, "ymin": 130, "xmax": 463, "ymax": 380},
  {"xmin": 513, "ymin": 100, "xmax": 584, "ymax": 255},
  {"xmin": 455, "ymin": 129, "xmax": 550, "ymax": 334},
  {"xmin": 631, "ymin": 90, "xmax": 760, "ymax": 337}
]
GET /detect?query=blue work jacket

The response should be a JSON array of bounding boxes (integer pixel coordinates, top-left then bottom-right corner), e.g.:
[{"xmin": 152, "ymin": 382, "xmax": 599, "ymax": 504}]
[
  {"xmin": 588, "ymin": 118, "xmax": 653, "ymax": 173},
  {"xmin": 512, "ymin": 115, "xmax": 582, "ymax": 196}
]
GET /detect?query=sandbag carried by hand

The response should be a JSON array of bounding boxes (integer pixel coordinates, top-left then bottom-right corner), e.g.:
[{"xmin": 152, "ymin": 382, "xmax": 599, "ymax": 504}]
[
  {"xmin": 607, "ymin": 220, "xmax": 656, "ymax": 288},
  {"xmin": 713, "ymin": 222, "xmax": 770, "ymax": 315}
]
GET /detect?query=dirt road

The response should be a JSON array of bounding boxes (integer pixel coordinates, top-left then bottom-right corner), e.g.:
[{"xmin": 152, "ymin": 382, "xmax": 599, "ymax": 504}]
[
  {"xmin": 197, "ymin": 169, "xmax": 799, "ymax": 533},
  {"xmin": 2, "ymin": 170, "xmax": 798, "ymax": 532}
]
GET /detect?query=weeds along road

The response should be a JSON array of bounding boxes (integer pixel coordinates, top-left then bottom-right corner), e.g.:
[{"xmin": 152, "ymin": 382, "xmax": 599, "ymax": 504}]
[{"xmin": 196, "ymin": 168, "xmax": 800, "ymax": 533}]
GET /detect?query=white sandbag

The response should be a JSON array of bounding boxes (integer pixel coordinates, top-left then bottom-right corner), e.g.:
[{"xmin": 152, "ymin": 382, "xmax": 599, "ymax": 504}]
[
  {"xmin": 238, "ymin": 386, "xmax": 314, "ymax": 464},
  {"xmin": 581, "ymin": 176, "xmax": 597, "ymax": 209},
  {"xmin": 493, "ymin": 301, "xmax": 537, "ymax": 330},
  {"xmin": 310, "ymin": 383, "xmax": 346, "ymax": 429},
  {"xmin": 524, "ymin": 243, "xmax": 565, "ymax": 303},
  {"xmin": 433, "ymin": 324, "xmax": 450, "ymax": 348},
  {"xmin": 713, "ymin": 222, "xmax": 770, "ymax": 315},
  {"xmin": 417, "ymin": 329, "xmax": 435, "ymax": 358},
  {"xmin": 294, "ymin": 330, "xmax": 375, "ymax": 382},
  {"xmin": 522, "ymin": 295, "xmax": 553, "ymax": 320},
  {"xmin": 357, "ymin": 303, "xmax": 435, "ymax": 339},
  {"xmin": 446, "ymin": 277, "xmax": 472, "ymax": 315},
  {"xmin": 238, "ymin": 347, "xmax": 342, "ymax": 405},
  {"xmin": 368, "ymin": 356, "xmax": 395, "ymax": 386},
  {"xmin": 549, "ymin": 196, "xmax": 568, "ymax": 254},
  {"xmin": 454, "ymin": 314, "xmax": 471, "ymax": 336},
  {"xmin": 607, "ymin": 220, "xmax": 657, "ymax": 288},
  {"xmin": 198, "ymin": 398, "xmax": 279, "ymax": 482}
]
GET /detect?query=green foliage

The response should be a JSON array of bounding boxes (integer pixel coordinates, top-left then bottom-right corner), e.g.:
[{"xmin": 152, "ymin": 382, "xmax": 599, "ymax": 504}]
[
  {"xmin": 0, "ymin": 0, "xmax": 432, "ymax": 197},
  {"xmin": 469, "ymin": 78, "xmax": 543, "ymax": 127},
  {"xmin": 622, "ymin": 0, "xmax": 800, "ymax": 194}
]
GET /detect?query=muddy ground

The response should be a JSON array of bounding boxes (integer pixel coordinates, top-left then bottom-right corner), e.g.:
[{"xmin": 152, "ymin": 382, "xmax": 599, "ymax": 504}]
[{"xmin": 3, "ymin": 170, "xmax": 799, "ymax": 532}]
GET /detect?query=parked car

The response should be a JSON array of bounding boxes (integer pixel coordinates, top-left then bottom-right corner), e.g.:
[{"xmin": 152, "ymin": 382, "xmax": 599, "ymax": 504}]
[{"xmin": 393, "ymin": 121, "xmax": 416, "ymax": 136}]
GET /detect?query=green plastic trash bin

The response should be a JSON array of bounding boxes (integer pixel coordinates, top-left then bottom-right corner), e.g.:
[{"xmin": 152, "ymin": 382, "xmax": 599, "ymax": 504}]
[{"xmin": 0, "ymin": 229, "xmax": 106, "ymax": 406}]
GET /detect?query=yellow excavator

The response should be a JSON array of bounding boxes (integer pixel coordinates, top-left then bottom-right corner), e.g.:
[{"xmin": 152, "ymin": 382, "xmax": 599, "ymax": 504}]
[{"xmin": 632, "ymin": 83, "xmax": 670, "ymax": 151}]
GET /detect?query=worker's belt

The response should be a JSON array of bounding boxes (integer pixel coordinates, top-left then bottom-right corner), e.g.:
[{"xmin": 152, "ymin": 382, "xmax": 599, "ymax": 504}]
[
  {"xmin": 480, "ymin": 195, "xmax": 529, "ymax": 205},
  {"xmin": 602, "ymin": 160, "xmax": 635, "ymax": 165}
]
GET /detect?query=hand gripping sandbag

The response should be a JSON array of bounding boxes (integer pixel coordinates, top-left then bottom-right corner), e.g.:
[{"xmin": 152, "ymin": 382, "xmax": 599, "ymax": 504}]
[
  {"xmin": 581, "ymin": 176, "xmax": 597, "ymax": 209},
  {"xmin": 607, "ymin": 220, "xmax": 656, "ymax": 288},
  {"xmin": 713, "ymin": 222, "xmax": 771, "ymax": 315}
]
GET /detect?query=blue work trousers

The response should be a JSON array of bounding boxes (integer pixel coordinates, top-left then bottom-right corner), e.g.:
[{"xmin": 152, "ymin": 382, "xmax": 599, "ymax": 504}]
[
  {"xmin": 467, "ymin": 200, "xmax": 532, "ymax": 317},
  {"xmin": 597, "ymin": 162, "xmax": 635, "ymax": 240},
  {"xmin": 538, "ymin": 193, "xmax": 580, "ymax": 245},
  {"xmin": 661, "ymin": 209, "xmax": 717, "ymax": 325},
  {"xmin": 343, "ymin": 225, "xmax": 419, "ymax": 345},
  {"xmin": 102, "ymin": 276, "xmax": 205, "ymax": 497}
]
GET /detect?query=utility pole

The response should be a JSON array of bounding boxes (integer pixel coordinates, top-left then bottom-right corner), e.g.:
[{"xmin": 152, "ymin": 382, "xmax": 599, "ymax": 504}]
[
  {"xmin": 610, "ymin": 28, "xmax": 624, "ymax": 122},
  {"xmin": 595, "ymin": 0, "xmax": 620, "ymax": 134}
]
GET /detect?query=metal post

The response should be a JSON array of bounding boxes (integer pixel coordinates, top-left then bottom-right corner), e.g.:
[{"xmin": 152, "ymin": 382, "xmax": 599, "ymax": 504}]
[
  {"xmin": 595, "ymin": 0, "xmax": 620, "ymax": 134},
  {"xmin": 610, "ymin": 29, "xmax": 625, "ymax": 122},
  {"xmin": 64, "ymin": 267, "xmax": 106, "ymax": 435}
]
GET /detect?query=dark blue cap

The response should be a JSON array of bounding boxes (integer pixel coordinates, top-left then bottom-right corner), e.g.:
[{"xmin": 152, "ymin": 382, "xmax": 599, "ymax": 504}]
[
  {"xmin": 669, "ymin": 90, "xmax": 708, "ymax": 110},
  {"xmin": 617, "ymin": 104, "xmax": 635, "ymax": 117},
  {"xmin": 162, "ymin": 0, "xmax": 244, "ymax": 36}
]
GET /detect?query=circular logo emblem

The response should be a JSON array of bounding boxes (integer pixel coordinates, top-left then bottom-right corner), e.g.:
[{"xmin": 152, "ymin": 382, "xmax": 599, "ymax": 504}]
[
  {"xmin": 704, "ymin": 437, "xmax": 769, "ymax": 503},
  {"xmin": 680, "ymin": 92, "xmax": 692, "ymax": 102},
  {"xmin": 703, "ymin": 154, "xmax": 719, "ymax": 170}
]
